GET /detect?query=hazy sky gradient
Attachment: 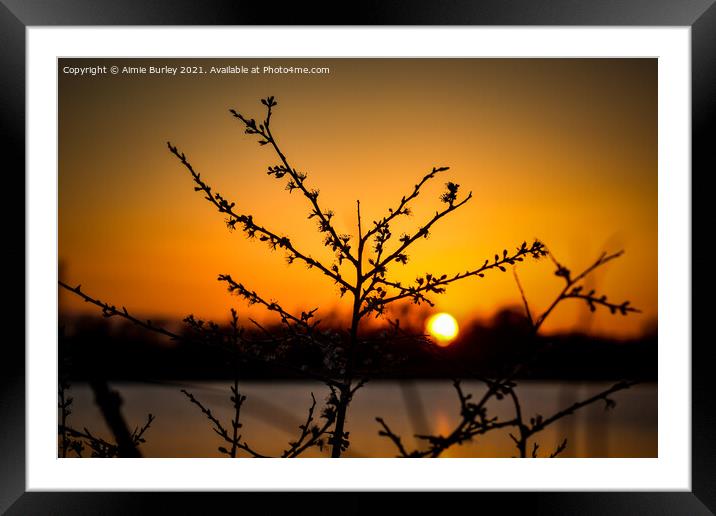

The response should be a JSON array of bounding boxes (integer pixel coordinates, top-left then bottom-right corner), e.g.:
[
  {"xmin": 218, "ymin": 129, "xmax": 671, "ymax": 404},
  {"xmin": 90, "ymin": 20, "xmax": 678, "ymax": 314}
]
[{"xmin": 59, "ymin": 58, "xmax": 657, "ymax": 337}]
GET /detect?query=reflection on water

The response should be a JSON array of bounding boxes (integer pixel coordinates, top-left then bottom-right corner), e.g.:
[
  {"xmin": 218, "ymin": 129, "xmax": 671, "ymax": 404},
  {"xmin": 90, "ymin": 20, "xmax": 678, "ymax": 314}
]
[{"xmin": 64, "ymin": 380, "xmax": 657, "ymax": 458}]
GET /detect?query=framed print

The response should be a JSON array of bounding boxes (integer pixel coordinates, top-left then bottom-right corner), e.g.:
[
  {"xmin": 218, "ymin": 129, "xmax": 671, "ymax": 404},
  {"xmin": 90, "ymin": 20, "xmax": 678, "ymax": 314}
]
[{"xmin": 3, "ymin": 0, "xmax": 713, "ymax": 514}]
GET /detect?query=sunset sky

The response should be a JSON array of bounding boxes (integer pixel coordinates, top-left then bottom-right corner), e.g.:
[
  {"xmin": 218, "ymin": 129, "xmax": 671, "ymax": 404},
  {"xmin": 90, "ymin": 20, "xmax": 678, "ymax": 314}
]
[{"xmin": 59, "ymin": 58, "xmax": 657, "ymax": 338}]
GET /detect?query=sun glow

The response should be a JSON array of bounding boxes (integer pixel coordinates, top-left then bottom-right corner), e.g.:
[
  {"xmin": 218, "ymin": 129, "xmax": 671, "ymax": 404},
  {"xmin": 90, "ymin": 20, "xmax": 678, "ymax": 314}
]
[{"xmin": 426, "ymin": 312, "xmax": 459, "ymax": 346}]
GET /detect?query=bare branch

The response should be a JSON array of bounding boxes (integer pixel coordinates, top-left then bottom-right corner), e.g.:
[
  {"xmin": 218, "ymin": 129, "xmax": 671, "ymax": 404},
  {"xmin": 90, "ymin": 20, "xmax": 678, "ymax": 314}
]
[
  {"xmin": 529, "ymin": 380, "xmax": 638, "ymax": 434},
  {"xmin": 534, "ymin": 250, "xmax": 638, "ymax": 331},
  {"xmin": 282, "ymin": 392, "xmax": 335, "ymax": 458},
  {"xmin": 363, "ymin": 166, "xmax": 449, "ymax": 244},
  {"xmin": 376, "ymin": 417, "xmax": 411, "ymax": 457},
  {"xmin": 506, "ymin": 386, "xmax": 528, "ymax": 457},
  {"xmin": 229, "ymin": 98, "xmax": 358, "ymax": 267},
  {"xmin": 513, "ymin": 268, "xmax": 534, "ymax": 328},
  {"xmin": 363, "ymin": 188, "xmax": 474, "ymax": 279},
  {"xmin": 130, "ymin": 413, "xmax": 155, "ymax": 446},
  {"xmin": 550, "ymin": 438, "xmax": 569, "ymax": 458},
  {"xmin": 563, "ymin": 288, "xmax": 641, "ymax": 316},
  {"xmin": 181, "ymin": 388, "xmax": 266, "ymax": 458},
  {"xmin": 361, "ymin": 241, "xmax": 547, "ymax": 316},
  {"xmin": 167, "ymin": 142, "xmax": 353, "ymax": 293},
  {"xmin": 217, "ymin": 274, "xmax": 319, "ymax": 330},
  {"xmin": 59, "ymin": 425, "xmax": 117, "ymax": 457}
]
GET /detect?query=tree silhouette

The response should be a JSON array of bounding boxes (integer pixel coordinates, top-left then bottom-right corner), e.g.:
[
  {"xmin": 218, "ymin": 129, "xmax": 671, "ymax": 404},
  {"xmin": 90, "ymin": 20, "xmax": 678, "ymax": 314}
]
[
  {"xmin": 60, "ymin": 96, "xmax": 642, "ymax": 458},
  {"xmin": 376, "ymin": 249, "xmax": 641, "ymax": 457}
]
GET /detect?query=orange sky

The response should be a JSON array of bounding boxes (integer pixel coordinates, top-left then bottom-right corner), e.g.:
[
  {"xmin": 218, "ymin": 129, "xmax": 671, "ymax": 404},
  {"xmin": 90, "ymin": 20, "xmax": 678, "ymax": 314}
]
[{"xmin": 59, "ymin": 58, "xmax": 657, "ymax": 338}]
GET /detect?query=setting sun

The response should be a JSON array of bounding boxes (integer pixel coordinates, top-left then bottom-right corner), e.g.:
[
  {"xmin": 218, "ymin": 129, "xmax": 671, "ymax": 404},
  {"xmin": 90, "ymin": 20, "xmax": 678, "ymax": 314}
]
[{"xmin": 427, "ymin": 313, "xmax": 459, "ymax": 345}]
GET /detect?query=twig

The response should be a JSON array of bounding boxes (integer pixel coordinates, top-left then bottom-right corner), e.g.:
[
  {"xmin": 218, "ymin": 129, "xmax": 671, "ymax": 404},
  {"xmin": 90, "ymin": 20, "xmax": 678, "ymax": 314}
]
[
  {"xmin": 513, "ymin": 268, "xmax": 534, "ymax": 327},
  {"xmin": 218, "ymin": 275, "xmax": 318, "ymax": 330},
  {"xmin": 229, "ymin": 98, "xmax": 358, "ymax": 268},
  {"xmin": 550, "ymin": 438, "xmax": 569, "ymax": 458},
  {"xmin": 376, "ymin": 417, "xmax": 411, "ymax": 458},
  {"xmin": 181, "ymin": 388, "xmax": 266, "ymax": 458},
  {"xmin": 167, "ymin": 142, "xmax": 353, "ymax": 293},
  {"xmin": 362, "ymin": 241, "xmax": 546, "ymax": 316}
]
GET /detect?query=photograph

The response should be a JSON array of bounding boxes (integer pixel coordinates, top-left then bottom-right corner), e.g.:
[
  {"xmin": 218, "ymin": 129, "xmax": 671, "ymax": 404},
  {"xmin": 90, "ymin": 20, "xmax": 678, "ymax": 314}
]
[{"xmin": 57, "ymin": 57, "xmax": 657, "ymax": 459}]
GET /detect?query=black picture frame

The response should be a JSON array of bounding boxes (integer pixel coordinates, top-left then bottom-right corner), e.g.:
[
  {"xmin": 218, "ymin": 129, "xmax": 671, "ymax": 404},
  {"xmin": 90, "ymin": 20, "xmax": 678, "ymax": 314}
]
[{"xmin": 3, "ymin": 1, "xmax": 712, "ymax": 514}]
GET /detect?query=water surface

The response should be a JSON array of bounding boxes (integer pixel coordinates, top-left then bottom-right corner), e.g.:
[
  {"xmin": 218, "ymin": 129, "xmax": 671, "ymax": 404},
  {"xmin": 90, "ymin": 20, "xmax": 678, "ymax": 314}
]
[{"xmin": 63, "ymin": 380, "xmax": 657, "ymax": 458}]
